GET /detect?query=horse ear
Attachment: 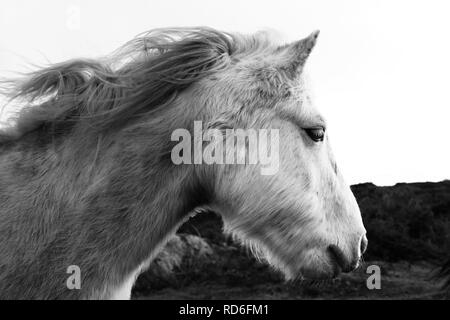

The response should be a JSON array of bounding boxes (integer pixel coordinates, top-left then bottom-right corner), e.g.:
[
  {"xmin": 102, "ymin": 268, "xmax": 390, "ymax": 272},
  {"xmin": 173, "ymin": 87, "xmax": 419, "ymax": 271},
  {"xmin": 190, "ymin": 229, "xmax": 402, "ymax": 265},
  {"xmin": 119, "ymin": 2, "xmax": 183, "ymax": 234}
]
[{"xmin": 279, "ymin": 30, "xmax": 320, "ymax": 77}]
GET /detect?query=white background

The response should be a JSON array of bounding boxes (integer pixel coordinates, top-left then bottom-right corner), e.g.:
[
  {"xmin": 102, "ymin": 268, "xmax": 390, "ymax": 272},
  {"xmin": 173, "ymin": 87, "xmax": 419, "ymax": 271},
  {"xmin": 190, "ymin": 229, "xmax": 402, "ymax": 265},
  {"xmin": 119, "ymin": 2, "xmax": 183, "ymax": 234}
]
[{"xmin": 1, "ymin": 0, "xmax": 449, "ymax": 186}]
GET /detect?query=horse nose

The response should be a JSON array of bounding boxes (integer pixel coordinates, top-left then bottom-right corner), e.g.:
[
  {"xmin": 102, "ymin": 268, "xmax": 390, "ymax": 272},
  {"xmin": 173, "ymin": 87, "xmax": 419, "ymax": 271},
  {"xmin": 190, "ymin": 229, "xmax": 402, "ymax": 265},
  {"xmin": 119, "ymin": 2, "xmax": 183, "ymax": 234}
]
[
  {"xmin": 328, "ymin": 234, "xmax": 368, "ymax": 273},
  {"xmin": 359, "ymin": 234, "xmax": 368, "ymax": 255}
]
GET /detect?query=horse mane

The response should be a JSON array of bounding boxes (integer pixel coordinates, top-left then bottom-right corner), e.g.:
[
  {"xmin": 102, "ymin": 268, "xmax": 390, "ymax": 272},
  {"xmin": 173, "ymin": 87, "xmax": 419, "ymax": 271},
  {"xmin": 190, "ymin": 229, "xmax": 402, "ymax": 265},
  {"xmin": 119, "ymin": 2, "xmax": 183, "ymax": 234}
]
[{"xmin": 0, "ymin": 27, "xmax": 249, "ymax": 141}]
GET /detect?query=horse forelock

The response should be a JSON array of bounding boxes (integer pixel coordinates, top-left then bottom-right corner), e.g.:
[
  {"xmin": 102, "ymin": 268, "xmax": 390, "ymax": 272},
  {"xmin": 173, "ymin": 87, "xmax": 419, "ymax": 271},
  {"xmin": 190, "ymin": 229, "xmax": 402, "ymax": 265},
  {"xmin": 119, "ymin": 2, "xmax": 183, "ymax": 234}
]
[{"xmin": 0, "ymin": 27, "xmax": 277, "ymax": 142}]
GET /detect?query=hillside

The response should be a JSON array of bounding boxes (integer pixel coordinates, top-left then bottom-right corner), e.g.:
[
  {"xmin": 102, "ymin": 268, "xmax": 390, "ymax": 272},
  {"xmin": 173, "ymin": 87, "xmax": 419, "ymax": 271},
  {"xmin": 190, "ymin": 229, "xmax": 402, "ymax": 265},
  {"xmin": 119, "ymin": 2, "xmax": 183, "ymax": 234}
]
[{"xmin": 351, "ymin": 181, "xmax": 450, "ymax": 262}]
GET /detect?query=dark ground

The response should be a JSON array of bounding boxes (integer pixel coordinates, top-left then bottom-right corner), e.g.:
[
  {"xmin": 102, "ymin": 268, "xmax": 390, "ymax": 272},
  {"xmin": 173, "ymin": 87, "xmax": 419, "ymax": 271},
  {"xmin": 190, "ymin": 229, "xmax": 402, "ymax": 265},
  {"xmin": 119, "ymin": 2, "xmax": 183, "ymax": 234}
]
[
  {"xmin": 136, "ymin": 261, "xmax": 447, "ymax": 300},
  {"xmin": 132, "ymin": 180, "xmax": 450, "ymax": 300}
]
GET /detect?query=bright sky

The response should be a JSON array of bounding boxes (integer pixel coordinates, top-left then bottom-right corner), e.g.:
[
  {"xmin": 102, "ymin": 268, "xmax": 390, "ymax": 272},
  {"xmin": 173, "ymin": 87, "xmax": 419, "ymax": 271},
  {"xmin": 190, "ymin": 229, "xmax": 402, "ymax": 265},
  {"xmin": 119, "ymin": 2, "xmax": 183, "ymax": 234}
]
[{"xmin": 1, "ymin": 0, "xmax": 449, "ymax": 186}]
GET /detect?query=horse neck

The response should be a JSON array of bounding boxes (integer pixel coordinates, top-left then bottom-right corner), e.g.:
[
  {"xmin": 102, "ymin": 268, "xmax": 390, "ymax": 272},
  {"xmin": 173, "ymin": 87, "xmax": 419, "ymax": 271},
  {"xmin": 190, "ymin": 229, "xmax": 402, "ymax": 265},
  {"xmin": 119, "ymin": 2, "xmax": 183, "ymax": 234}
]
[
  {"xmin": 69, "ymin": 107, "xmax": 214, "ymax": 287},
  {"xmin": 0, "ymin": 104, "xmax": 212, "ymax": 298},
  {"xmin": 65, "ymin": 117, "xmax": 211, "ymax": 261}
]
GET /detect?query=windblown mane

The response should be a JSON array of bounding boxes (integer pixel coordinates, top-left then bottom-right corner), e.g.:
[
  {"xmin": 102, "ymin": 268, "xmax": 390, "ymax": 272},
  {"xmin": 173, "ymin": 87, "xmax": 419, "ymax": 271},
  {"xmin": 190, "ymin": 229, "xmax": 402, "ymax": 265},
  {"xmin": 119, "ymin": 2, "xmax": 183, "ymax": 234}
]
[{"xmin": 0, "ymin": 27, "xmax": 246, "ymax": 140}]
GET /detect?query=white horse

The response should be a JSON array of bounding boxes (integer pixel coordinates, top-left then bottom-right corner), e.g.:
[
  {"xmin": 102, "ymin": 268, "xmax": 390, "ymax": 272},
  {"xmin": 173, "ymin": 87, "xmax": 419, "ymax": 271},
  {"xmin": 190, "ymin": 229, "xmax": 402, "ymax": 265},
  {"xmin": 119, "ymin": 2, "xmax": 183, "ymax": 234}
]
[{"xmin": 0, "ymin": 28, "xmax": 367, "ymax": 299}]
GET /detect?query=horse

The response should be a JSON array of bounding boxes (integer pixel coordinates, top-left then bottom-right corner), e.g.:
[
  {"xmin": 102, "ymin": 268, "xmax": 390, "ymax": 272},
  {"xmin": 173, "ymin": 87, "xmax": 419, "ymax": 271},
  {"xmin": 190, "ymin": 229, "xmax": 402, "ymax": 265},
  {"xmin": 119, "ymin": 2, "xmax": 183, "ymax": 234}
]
[{"xmin": 0, "ymin": 27, "xmax": 367, "ymax": 299}]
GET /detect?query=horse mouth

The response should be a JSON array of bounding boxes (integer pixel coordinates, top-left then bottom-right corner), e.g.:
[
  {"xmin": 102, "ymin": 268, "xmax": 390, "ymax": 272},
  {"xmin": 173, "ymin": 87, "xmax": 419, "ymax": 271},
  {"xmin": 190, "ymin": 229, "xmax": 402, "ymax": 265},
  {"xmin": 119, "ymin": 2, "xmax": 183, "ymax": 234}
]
[{"xmin": 327, "ymin": 245, "xmax": 353, "ymax": 276}]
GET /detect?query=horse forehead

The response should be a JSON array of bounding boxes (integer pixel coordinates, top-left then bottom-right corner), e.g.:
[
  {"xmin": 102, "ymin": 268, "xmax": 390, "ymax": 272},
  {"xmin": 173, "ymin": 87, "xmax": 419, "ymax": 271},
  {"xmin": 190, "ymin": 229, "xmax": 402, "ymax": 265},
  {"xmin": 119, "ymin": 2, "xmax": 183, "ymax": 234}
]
[
  {"xmin": 209, "ymin": 58, "xmax": 320, "ymax": 117},
  {"xmin": 277, "ymin": 74, "xmax": 319, "ymax": 114}
]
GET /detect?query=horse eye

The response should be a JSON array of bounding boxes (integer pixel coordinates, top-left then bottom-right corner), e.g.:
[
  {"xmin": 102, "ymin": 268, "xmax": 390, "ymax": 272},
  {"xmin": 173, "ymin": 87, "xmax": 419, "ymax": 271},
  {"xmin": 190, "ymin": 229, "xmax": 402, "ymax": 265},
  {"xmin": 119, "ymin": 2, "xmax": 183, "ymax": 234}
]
[{"xmin": 305, "ymin": 127, "xmax": 325, "ymax": 142}]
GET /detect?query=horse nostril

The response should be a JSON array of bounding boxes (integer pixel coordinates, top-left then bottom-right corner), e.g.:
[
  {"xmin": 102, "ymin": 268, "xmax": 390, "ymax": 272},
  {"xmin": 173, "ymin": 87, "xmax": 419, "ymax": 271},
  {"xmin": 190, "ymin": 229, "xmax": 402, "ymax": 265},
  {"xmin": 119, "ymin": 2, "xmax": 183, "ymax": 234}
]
[{"xmin": 360, "ymin": 234, "xmax": 368, "ymax": 255}]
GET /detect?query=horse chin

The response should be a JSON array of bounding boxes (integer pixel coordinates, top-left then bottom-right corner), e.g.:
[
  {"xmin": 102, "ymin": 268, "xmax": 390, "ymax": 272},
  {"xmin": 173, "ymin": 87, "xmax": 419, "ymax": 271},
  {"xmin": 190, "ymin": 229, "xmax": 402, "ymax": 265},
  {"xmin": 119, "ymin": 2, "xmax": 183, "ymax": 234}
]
[
  {"xmin": 292, "ymin": 249, "xmax": 342, "ymax": 281},
  {"xmin": 225, "ymin": 228, "xmax": 340, "ymax": 281},
  {"xmin": 297, "ymin": 265, "xmax": 340, "ymax": 281},
  {"xmin": 225, "ymin": 229, "xmax": 298, "ymax": 279},
  {"xmin": 246, "ymin": 242, "xmax": 337, "ymax": 282},
  {"xmin": 267, "ymin": 254, "xmax": 339, "ymax": 282},
  {"xmin": 253, "ymin": 244, "xmax": 341, "ymax": 281}
]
